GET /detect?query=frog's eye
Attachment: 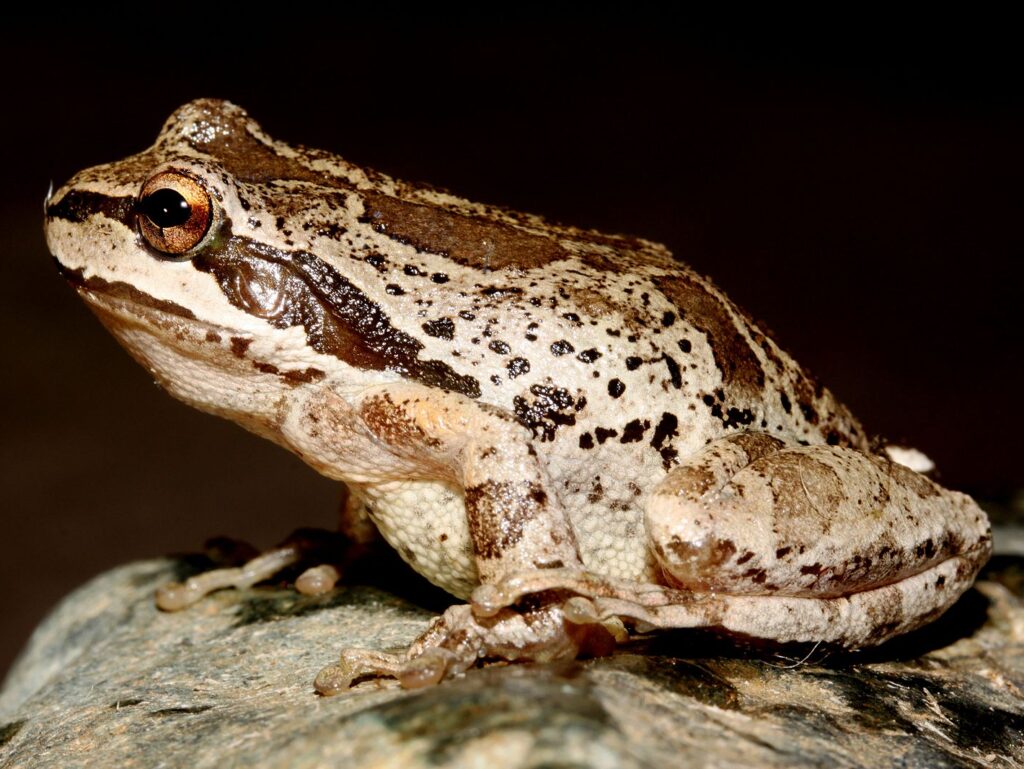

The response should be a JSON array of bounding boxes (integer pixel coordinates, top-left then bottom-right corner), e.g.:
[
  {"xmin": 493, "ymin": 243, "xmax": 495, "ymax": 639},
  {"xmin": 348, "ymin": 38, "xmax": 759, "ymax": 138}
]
[{"xmin": 137, "ymin": 171, "xmax": 212, "ymax": 255}]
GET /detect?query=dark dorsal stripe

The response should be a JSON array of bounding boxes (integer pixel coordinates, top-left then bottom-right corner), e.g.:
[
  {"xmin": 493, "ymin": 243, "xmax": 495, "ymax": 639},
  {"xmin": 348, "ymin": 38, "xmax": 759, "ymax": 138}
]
[
  {"xmin": 652, "ymin": 272, "xmax": 766, "ymax": 399},
  {"xmin": 358, "ymin": 191, "xmax": 571, "ymax": 270}
]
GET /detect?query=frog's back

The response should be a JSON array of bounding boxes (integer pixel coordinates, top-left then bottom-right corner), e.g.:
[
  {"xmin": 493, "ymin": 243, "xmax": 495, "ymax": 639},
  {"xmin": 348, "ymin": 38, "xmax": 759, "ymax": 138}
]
[{"xmin": 179, "ymin": 100, "xmax": 866, "ymax": 458}]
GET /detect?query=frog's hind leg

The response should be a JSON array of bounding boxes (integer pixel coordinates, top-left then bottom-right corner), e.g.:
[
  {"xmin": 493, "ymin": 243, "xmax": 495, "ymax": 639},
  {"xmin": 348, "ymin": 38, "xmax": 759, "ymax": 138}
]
[
  {"xmin": 635, "ymin": 433, "xmax": 990, "ymax": 647},
  {"xmin": 472, "ymin": 433, "xmax": 991, "ymax": 649}
]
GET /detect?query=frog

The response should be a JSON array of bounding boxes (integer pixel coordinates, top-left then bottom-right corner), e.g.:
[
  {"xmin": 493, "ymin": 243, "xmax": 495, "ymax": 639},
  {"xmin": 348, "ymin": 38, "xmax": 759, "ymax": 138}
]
[{"xmin": 44, "ymin": 99, "xmax": 992, "ymax": 693}]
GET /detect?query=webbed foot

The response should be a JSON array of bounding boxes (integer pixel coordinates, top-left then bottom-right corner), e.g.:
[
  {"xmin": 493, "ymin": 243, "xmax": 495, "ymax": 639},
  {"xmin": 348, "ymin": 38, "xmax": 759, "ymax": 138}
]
[{"xmin": 315, "ymin": 597, "xmax": 622, "ymax": 694}]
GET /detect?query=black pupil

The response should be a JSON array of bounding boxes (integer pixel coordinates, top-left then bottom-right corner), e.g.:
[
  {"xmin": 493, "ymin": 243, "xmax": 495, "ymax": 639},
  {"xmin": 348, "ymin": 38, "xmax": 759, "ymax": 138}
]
[{"xmin": 140, "ymin": 188, "xmax": 191, "ymax": 228}]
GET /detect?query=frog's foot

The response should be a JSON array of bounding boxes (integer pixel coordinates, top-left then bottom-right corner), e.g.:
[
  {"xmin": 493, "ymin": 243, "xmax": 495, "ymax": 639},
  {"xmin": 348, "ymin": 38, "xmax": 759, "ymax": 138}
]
[
  {"xmin": 314, "ymin": 597, "xmax": 624, "ymax": 694},
  {"xmin": 470, "ymin": 569, "xmax": 710, "ymax": 635},
  {"xmin": 156, "ymin": 528, "xmax": 349, "ymax": 611}
]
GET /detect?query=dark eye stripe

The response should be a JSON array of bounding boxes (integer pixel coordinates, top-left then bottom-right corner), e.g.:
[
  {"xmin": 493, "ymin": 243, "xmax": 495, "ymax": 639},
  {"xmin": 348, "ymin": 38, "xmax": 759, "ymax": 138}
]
[{"xmin": 46, "ymin": 191, "xmax": 135, "ymax": 226}]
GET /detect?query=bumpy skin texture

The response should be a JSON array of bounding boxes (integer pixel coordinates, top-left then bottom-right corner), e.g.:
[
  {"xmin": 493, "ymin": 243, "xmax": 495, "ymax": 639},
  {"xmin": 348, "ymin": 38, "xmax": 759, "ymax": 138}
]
[{"xmin": 45, "ymin": 100, "xmax": 992, "ymax": 690}]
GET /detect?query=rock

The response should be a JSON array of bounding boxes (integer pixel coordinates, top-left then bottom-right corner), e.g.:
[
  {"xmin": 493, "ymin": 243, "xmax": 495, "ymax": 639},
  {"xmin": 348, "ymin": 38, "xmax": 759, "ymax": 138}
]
[{"xmin": 1, "ymin": 542, "xmax": 1023, "ymax": 768}]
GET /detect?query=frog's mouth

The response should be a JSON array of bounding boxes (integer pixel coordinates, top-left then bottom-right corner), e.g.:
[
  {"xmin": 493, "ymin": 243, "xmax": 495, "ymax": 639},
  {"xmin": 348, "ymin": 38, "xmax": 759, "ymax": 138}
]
[
  {"xmin": 56, "ymin": 261, "xmax": 327, "ymax": 390},
  {"xmin": 56, "ymin": 262, "xmax": 201, "ymax": 323}
]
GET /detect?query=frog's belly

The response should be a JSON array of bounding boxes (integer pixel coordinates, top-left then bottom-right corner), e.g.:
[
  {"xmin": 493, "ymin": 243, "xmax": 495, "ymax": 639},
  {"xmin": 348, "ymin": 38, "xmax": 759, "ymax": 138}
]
[{"xmin": 359, "ymin": 479, "xmax": 659, "ymax": 600}]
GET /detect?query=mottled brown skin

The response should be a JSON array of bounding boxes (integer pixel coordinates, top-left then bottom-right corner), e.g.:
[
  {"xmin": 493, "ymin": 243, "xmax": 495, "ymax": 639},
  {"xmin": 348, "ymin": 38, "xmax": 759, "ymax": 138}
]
[{"xmin": 44, "ymin": 100, "xmax": 991, "ymax": 692}]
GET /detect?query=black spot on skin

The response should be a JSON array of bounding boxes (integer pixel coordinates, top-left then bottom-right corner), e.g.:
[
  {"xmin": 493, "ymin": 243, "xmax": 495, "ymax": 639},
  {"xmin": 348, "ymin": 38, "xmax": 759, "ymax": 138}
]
[
  {"xmin": 480, "ymin": 286, "xmax": 523, "ymax": 297},
  {"xmin": 776, "ymin": 546, "xmax": 792, "ymax": 559},
  {"xmin": 579, "ymin": 432, "xmax": 595, "ymax": 449},
  {"xmin": 663, "ymin": 354, "xmax": 682, "ymax": 389},
  {"xmin": 422, "ymin": 318, "xmax": 455, "ymax": 340},
  {"xmin": 677, "ymin": 339, "xmax": 691, "ymax": 353},
  {"xmin": 488, "ymin": 340, "xmax": 511, "ymax": 355},
  {"xmin": 459, "ymin": 310, "xmax": 476, "ymax": 320},
  {"xmin": 916, "ymin": 539, "xmax": 938, "ymax": 559},
  {"xmin": 431, "ymin": 273, "xmax": 449, "ymax": 283},
  {"xmin": 721, "ymin": 407, "xmax": 756, "ymax": 428},
  {"xmin": 736, "ymin": 551, "xmax": 755, "ymax": 565},
  {"xmin": 577, "ymin": 348, "xmax": 602, "ymax": 364},
  {"xmin": 562, "ymin": 312, "xmax": 582, "ymax": 324},
  {"xmin": 620, "ymin": 419, "xmax": 648, "ymax": 443},
  {"xmin": 594, "ymin": 427, "xmax": 618, "ymax": 444},
  {"xmin": 507, "ymin": 357, "xmax": 530, "ymax": 378},
  {"xmin": 403, "ymin": 265, "xmax": 423, "ymax": 276},
  {"xmin": 799, "ymin": 401, "xmax": 819, "ymax": 425},
  {"xmin": 625, "ymin": 356, "xmax": 643, "ymax": 370},
  {"xmin": 315, "ymin": 223, "xmax": 347, "ymax": 240},
  {"xmin": 550, "ymin": 340, "xmax": 575, "ymax": 356},
  {"xmin": 800, "ymin": 563, "xmax": 824, "ymax": 575},
  {"xmin": 650, "ymin": 412, "xmax": 678, "ymax": 450},
  {"xmin": 743, "ymin": 569, "xmax": 768, "ymax": 584},
  {"xmin": 608, "ymin": 379, "xmax": 625, "ymax": 398},
  {"xmin": 364, "ymin": 253, "xmax": 387, "ymax": 270},
  {"xmin": 780, "ymin": 391, "xmax": 792, "ymax": 414},
  {"xmin": 385, "ymin": 283, "xmax": 405, "ymax": 295},
  {"xmin": 253, "ymin": 362, "xmax": 326, "ymax": 385},
  {"xmin": 513, "ymin": 385, "xmax": 579, "ymax": 441},
  {"xmin": 662, "ymin": 311, "xmax": 676, "ymax": 327},
  {"xmin": 229, "ymin": 336, "xmax": 252, "ymax": 358}
]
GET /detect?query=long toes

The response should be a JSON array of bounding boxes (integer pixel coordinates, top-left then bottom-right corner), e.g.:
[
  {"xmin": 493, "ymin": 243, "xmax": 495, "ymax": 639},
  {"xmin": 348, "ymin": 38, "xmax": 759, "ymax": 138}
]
[
  {"xmin": 314, "ymin": 661, "xmax": 356, "ymax": 696},
  {"xmin": 397, "ymin": 648, "xmax": 460, "ymax": 689}
]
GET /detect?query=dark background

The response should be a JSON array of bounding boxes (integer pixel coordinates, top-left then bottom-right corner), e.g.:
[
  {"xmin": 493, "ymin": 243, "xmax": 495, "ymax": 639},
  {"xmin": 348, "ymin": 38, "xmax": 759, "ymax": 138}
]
[{"xmin": 3, "ymin": 15, "xmax": 1021, "ymax": 680}]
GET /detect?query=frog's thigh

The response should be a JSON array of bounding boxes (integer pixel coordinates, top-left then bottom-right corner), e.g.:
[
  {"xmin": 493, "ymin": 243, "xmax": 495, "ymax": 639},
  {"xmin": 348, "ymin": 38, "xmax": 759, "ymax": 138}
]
[{"xmin": 645, "ymin": 433, "xmax": 991, "ymax": 645}]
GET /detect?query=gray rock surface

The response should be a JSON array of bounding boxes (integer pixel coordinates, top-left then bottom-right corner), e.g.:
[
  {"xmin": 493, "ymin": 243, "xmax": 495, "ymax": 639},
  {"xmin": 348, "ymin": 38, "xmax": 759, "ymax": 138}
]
[{"xmin": 2, "ymin": 538, "xmax": 1022, "ymax": 768}]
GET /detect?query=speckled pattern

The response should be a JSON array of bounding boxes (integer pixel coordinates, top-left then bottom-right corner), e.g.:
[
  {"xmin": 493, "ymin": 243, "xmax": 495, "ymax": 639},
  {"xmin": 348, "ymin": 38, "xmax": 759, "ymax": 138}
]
[{"xmin": 44, "ymin": 100, "xmax": 991, "ymax": 687}]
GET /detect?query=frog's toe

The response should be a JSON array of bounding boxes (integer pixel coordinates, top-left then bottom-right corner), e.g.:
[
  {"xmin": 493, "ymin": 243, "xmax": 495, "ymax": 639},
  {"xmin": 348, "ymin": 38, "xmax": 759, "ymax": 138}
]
[
  {"xmin": 156, "ymin": 545, "xmax": 302, "ymax": 611},
  {"xmin": 294, "ymin": 564, "xmax": 341, "ymax": 595},
  {"xmin": 314, "ymin": 648, "xmax": 410, "ymax": 695},
  {"xmin": 316, "ymin": 599, "xmax": 623, "ymax": 693}
]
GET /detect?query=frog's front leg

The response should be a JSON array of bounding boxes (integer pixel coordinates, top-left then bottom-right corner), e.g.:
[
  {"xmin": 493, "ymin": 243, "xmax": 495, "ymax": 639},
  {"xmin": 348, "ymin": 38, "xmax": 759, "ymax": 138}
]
[
  {"xmin": 153, "ymin": 485, "xmax": 378, "ymax": 611},
  {"xmin": 477, "ymin": 433, "xmax": 992, "ymax": 650},
  {"xmin": 304, "ymin": 384, "xmax": 604, "ymax": 692}
]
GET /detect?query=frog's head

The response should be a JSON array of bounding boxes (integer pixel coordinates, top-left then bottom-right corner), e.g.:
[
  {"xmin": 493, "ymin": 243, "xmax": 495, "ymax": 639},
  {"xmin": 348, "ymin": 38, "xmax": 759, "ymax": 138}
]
[{"xmin": 45, "ymin": 99, "xmax": 480, "ymax": 421}]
